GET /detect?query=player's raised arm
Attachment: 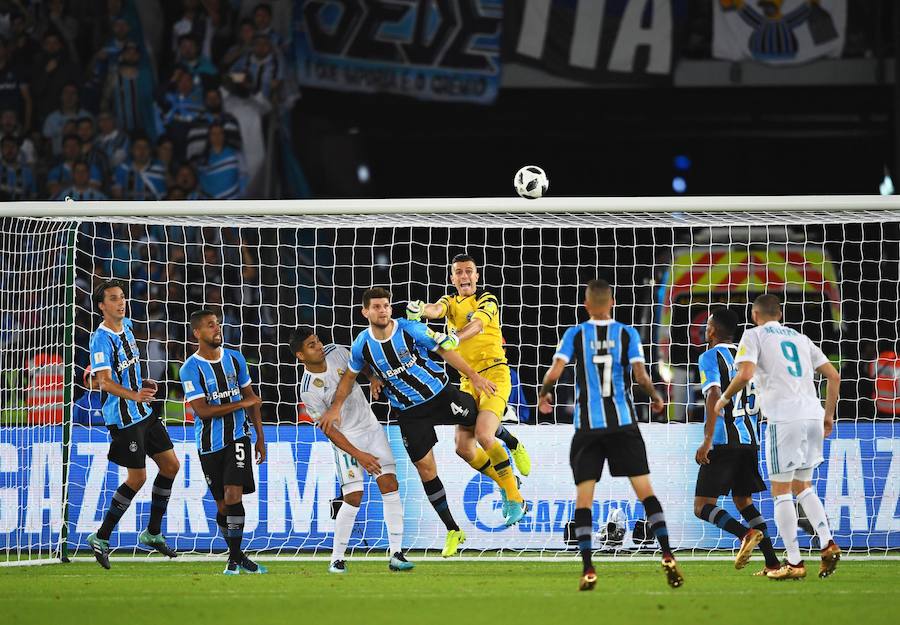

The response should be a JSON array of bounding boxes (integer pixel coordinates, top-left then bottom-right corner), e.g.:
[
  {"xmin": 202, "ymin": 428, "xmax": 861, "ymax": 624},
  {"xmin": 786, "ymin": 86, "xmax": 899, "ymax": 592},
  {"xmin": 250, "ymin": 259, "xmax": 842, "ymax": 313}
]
[
  {"xmin": 406, "ymin": 297, "xmax": 448, "ymax": 321},
  {"xmin": 319, "ymin": 368, "xmax": 359, "ymax": 434}
]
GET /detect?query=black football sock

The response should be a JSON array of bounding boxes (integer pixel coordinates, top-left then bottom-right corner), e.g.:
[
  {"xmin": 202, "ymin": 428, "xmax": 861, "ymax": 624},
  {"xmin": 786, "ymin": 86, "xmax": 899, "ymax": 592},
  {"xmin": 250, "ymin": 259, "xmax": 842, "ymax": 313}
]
[
  {"xmin": 643, "ymin": 496, "xmax": 673, "ymax": 556},
  {"xmin": 147, "ymin": 475, "xmax": 174, "ymax": 535},
  {"xmin": 97, "ymin": 484, "xmax": 137, "ymax": 541},
  {"xmin": 423, "ymin": 477, "xmax": 459, "ymax": 531},
  {"xmin": 574, "ymin": 507, "xmax": 593, "ymax": 573},
  {"xmin": 225, "ymin": 502, "xmax": 245, "ymax": 562},
  {"xmin": 699, "ymin": 503, "xmax": 748, "ymax": 539},
  {"xmin": 740, "ymin": 504, "xmax": 780, "ymax": 568},
  {"xmin": 494, "ymin": 424, "xmax": 519, "ymax": 450}
]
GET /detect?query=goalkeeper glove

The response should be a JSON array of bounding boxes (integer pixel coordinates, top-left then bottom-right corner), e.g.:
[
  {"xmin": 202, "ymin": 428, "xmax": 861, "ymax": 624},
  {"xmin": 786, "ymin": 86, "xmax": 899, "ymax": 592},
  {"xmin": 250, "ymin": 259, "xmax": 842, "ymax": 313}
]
[
  {"xmin": 406, "ymin": 300, "xmax": 425, "ymax": 321},
  {"xmin": 426, "ymin": 328, "xmax": 460, "ymax": 350}
]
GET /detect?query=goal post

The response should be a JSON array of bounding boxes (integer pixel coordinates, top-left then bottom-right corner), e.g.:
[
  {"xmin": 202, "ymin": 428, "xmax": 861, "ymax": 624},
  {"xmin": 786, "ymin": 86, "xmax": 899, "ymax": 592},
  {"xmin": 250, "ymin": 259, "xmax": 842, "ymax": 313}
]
[{"xmin": 2, "ymin": 197, "xmax": 900, "ymax": 565}]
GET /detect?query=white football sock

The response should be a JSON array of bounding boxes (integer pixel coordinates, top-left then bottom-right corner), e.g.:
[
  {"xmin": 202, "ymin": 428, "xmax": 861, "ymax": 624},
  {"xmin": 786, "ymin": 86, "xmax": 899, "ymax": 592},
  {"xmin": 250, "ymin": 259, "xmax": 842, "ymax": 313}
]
[
  {"xmin": 332, "ymin": 501, "xmax": 359, "ymax": 562},
  {"xmin": 796, "ymin": 487, "xmax": 834, "ymax": 546},
  {"xmin": 382, "ymin": 489, "xmax": 404, "ymax": 555},
  {"xmin": 774, "ymin": 494, "xmax": 802, "ymax": 565}
]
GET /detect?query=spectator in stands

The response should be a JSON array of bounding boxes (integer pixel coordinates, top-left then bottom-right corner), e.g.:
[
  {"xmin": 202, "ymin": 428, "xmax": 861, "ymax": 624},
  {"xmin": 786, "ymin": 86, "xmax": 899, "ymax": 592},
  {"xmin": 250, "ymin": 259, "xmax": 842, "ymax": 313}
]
[
  {"xmin": 102, "ymin": 41, "xmax": 158, "ymax": 141},
  {"xmin": 89, "ymin": 16, "xmax": 134, "ymax": 89},
  {"xmin": 31, "ymin": 30, "xmax": 81, "ymax": 126},
  {"xmin": 76, "ymin": 116, "xmax": 112, "ymax": 192},
  {"xmin": 112, "ymin": 132, "xmax": 167, "ymax": 200},
  {"xmin": 175, "ymin": 33, "xmax": 216, "ymax": 81},
  {"xmin": 7, "ymin": 11, "xmax": 40, "ymax": 72},
  {"xmin": 54, "ymin": 159, "xmax": 108, "ymax": 200},
  {"xmin": 155, "ymin": 133, "xmax": 176, "ymax": 188},
  {"xmin": 96, "ymin": 110, "xmax": 130, "ymax": 169},
  {"xmin": 159, "ymin": 64, "xmax": 205, "ymax": 159},
  {"xmin": 172, "ymin": 0, "xmax": 211, "ymax": 58},
  {"xmin": 0, "ymin": 36, "xmax": 31, "ymax": 132},
  {"xmin": 47, "ymin": 134, "xmax": 102, "ymax": 198},
  {"xmin": 0, "ymin": 133, "xmax": 35, "ymax": 199},
  {"xmin": 230, "ymin": 31, "xmax": 283, "ymax": 101},
  {"xmin": 252, "ymin": 3, "xmax": 283, "ymax": 49},
  {"xmin": 198, "ymin": 121, "xmax": 246, "ymax": 199},
  {"xmin": 0, "ymin": 109, "xmax": 34, "ymax": 165},
  {"xmin": 42, "ymin": 82, "xmax": 92, "ymax": 156},
  {"xmin": 221, "ymin": 17, "xmax": 253, "ymax": 70},
  {"xmin": 33, "ymin": 0, "xmax": 80, "ymax": 67},
  {"xmin": 185, "ymin": 85, "xmax": 240, "ymax": 163},
  {"xmin": 174, "ymin": 162, "xmax": 205, "ymax": 199},
  {"xmin": 74, "ymin": 365, "xmax": 105, "ymax": 426}
]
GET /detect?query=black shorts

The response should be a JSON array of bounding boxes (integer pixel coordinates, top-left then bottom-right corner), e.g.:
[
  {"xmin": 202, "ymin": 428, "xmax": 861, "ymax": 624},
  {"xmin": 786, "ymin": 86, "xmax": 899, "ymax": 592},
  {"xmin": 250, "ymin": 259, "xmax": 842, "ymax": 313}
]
[
  {"xmin": 107, "ymin": 417, "xmax": 174, "ymax": 469},
  {"xmin": 695, "ymin": 447, "xmax": 766, "ymax": 498},
  {"xmin": 397, "ymin": 385, "xmax": 478, "ymax": 463},
  {"xmin": 199, "ymin": 436, "xmax": 256, "ymax": 501},
  {"xmin": 569, "ymin": 427, "xmax": 650, "ymax": 484}
]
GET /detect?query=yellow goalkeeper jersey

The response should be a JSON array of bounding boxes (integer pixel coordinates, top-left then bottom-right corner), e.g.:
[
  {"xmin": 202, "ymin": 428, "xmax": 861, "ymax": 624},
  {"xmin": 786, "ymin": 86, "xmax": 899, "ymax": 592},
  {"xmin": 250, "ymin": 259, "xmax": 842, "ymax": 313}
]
[{"xmin": 437, "ymin": 290, "xmax": 506, "ymax": 371}]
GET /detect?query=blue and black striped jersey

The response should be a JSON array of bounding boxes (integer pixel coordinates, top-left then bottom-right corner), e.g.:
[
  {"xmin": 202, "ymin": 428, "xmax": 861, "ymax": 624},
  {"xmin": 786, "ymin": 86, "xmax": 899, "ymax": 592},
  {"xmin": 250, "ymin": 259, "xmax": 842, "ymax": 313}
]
[
  {"xmin": 88, "ymin": 318, "xmax": 152, "ymax": 429},
  {"xmin": 348, "ymin": 318, "xmax": 448, "ymax": 410},
  {"xmin": 179, "ymin": 348, "xmax": 253, "ymax": 454},
  {"xmin": 554, "ymin": 319, "xmax": 644, "ymax": 432},
  {"xmin": 698, "ymin": 344, "xmax": 760, "ymax": 448}
]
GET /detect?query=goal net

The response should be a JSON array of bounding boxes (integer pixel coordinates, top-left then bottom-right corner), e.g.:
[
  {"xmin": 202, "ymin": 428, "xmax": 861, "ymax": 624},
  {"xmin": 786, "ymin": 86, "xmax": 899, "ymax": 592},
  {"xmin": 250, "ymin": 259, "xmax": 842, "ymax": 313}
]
[{"xmin": 2, "ymin": 197, "xmax": 899, "ymax": 564}]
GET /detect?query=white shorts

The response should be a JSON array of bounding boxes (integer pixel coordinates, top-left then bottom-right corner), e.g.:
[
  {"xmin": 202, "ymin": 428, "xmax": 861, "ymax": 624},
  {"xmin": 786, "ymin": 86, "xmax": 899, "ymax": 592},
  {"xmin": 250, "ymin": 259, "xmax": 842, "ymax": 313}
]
[
  {"xmin": 765, "ymin": 419, "xmax": 824, "ymax": 482},
  {"xmin": 333, "ymin": 424, "xmax": 396, "ymax": 495}
]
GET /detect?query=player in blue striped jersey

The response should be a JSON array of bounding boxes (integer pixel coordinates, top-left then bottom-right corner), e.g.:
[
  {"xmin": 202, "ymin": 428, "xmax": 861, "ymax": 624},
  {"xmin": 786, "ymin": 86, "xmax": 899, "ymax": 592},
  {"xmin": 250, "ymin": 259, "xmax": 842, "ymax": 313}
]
[
  {"xmin": 694, "ymin": 308, "xmax": 780, "ymax": 574},
  {"xmin": 179, "ymin": 310, "xmax": 267, "ymax": 575},
  {"xmin": 86, "ymin": 280, "xmax": 180, "ymax": 569},
  {"xmin": 320, "ymin": 287, "xmax": 498, "ymax": 557},
  {"xmin": 539, "ymin": 280, "xmax": 683, "ymax": 591}
]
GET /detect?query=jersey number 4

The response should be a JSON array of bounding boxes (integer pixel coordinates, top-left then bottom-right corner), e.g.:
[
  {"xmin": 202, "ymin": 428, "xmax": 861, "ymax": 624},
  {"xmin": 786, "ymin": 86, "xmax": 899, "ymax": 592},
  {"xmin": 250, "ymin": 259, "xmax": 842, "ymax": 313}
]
[{"xmin": 592, "ymin": 354, "xmax": 613, "ymax": 397}]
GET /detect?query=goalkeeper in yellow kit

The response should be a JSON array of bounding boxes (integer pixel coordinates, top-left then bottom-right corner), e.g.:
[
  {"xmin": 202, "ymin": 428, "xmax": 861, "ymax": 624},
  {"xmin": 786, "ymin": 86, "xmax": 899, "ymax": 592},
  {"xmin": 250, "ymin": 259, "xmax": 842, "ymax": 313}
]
[{"xmin": 407, "ymin": 254, "xmax": 531, "ymax": 526}]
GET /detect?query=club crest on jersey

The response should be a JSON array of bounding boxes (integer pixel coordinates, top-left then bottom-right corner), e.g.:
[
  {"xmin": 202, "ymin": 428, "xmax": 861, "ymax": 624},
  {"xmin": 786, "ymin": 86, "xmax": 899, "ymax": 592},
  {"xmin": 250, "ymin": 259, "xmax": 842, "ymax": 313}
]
[
  {"xmin": 313, "ymin": 378, "xmax": 325, "ymax": 388},
  {"xmin": 396, "ymin": 349, "xmax": 411, "ymax": 360},
  {"xmin": 337, "ymin": 368, "xmax": 346, "ymax": 376},
  {"xmin": 129, "ymin": 441, "xmax": 137, "ymax": 452},
  {"xmin": 466, "ymin": 312, "xmax": 474, "ymax": 321},
  {"xmin": 347, "ymin": 469, "xmax": 355, "ymax": 478},
  {"xmin": 226, "ymin": 373, "xmax": 238, "ymax": 388}
]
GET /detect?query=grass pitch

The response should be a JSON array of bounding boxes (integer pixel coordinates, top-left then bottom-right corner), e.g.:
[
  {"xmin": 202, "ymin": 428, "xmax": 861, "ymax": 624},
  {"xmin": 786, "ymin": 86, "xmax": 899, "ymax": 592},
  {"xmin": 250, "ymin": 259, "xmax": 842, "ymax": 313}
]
[{"xmin": 1, "ymin": 559, "xmax": 897, "ymax": 625}]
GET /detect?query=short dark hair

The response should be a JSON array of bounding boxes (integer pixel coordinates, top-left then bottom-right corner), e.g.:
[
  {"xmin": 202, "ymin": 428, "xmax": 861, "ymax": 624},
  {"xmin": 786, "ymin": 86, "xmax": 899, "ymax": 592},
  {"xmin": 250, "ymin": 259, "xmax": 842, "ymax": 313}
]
[
  {"xmin": 93, "ymin": 279, "xmax": 126, "ymax": 308},
  {"xmin": 289, "ymin": 327, "xmax": 315, "ymax": 354},
  {"xmin": 254, "ymin": 3, "xmax": 273, "ymax": 16},
  {"xmin": 753, "ymin": 293, "xmax": 782, "ymax": 317},
  {"xmin": 585, "ymin": 279, "xmax": 612, "ymax": 303},
  {"xmin": 362, "ymin": 287, "xmax": 391, "ymax": 308},
  {"xmin": 451, "ymin": 253, "xmax": 477, "ymax": 267},
  {"xmin": 62, "ymin": 133, "xmax": 81, "ymax": 145},
  {"xmin": 189, "ymin": 309, "xmax": 217, "ymax": 330},
  {"xmin": 709, "ymin": 307, "xmax": 738, "ymax": 340}
]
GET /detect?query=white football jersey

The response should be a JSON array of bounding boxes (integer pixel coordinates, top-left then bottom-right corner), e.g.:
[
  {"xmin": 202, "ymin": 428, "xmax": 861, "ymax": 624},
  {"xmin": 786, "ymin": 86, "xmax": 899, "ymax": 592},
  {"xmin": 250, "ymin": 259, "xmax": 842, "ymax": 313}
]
[
  {"xmin": 734, "ymin": 321, "xmax": 830, "ymax": 424},
  {"xmin": 300, "ymin": 344, "xmax": 379, "ymax": 434}
]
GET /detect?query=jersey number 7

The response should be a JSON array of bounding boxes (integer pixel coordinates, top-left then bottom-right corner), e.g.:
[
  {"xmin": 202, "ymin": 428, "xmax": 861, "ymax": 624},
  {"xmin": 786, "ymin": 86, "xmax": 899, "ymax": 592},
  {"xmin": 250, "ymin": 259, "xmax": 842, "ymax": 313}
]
[{"xmin": 592, "ymin": 354, "xmax": 613, "ymax": 397}]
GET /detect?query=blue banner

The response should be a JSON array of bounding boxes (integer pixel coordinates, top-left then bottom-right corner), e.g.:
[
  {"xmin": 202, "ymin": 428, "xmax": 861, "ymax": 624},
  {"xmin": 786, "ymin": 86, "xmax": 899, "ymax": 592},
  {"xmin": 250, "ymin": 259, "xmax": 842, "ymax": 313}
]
[
  {"xmin": 291, "ymin": 0, "xmax": 502, "ymax": 104},
  {"xmin": 1, "ymin": 422, "xmax": 898, "ymax": 553}
]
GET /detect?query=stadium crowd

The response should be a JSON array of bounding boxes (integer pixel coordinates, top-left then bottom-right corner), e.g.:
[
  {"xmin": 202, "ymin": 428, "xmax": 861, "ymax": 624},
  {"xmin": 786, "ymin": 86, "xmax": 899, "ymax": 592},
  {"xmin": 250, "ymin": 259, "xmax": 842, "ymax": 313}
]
[{"xmin": 0, "ymin": 0, "xmax": 291, "ymax": 202}]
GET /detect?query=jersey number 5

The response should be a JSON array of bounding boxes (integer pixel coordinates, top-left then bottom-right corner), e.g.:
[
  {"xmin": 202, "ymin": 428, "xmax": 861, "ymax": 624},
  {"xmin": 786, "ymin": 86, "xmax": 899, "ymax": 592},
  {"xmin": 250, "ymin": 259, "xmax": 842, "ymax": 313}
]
[{"xmin": 592, "ymin": 354, "xmax": 613, "ymax": 397}]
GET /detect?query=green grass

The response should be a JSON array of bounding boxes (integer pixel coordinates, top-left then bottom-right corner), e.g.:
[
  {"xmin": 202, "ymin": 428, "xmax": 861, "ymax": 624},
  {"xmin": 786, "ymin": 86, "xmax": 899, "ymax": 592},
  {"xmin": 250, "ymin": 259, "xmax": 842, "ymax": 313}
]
[{"xmin": 1, "ymin": 560, "xmax": 898, "ymax": 625}]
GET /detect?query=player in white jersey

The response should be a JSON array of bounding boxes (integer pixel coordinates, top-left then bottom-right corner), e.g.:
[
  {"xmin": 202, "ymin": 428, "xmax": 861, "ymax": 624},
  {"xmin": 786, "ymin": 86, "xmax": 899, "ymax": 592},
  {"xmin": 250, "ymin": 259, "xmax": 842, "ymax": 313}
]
[
  {"xmin": 290, "ymin": 328, "xmax": 413, "ymax": 574},
  {"xmin": 715, "ymin": 294, "xmax": 841, "ymax": 580}
]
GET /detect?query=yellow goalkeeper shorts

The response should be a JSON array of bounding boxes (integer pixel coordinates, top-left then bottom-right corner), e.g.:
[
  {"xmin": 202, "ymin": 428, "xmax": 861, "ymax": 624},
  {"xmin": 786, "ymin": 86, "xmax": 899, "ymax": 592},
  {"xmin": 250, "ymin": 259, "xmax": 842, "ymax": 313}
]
[{"xmin": 460, "ymin": 364, "xmax": 511, "ymax": 418}]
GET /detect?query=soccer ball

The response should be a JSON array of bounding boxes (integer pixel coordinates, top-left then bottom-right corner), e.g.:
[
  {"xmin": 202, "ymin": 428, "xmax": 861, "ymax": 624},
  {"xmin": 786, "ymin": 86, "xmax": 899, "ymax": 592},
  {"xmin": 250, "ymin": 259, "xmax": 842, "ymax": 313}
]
[{"xmin": 514, "ymin": 165, "xmax": 549, "ymax": 199}]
